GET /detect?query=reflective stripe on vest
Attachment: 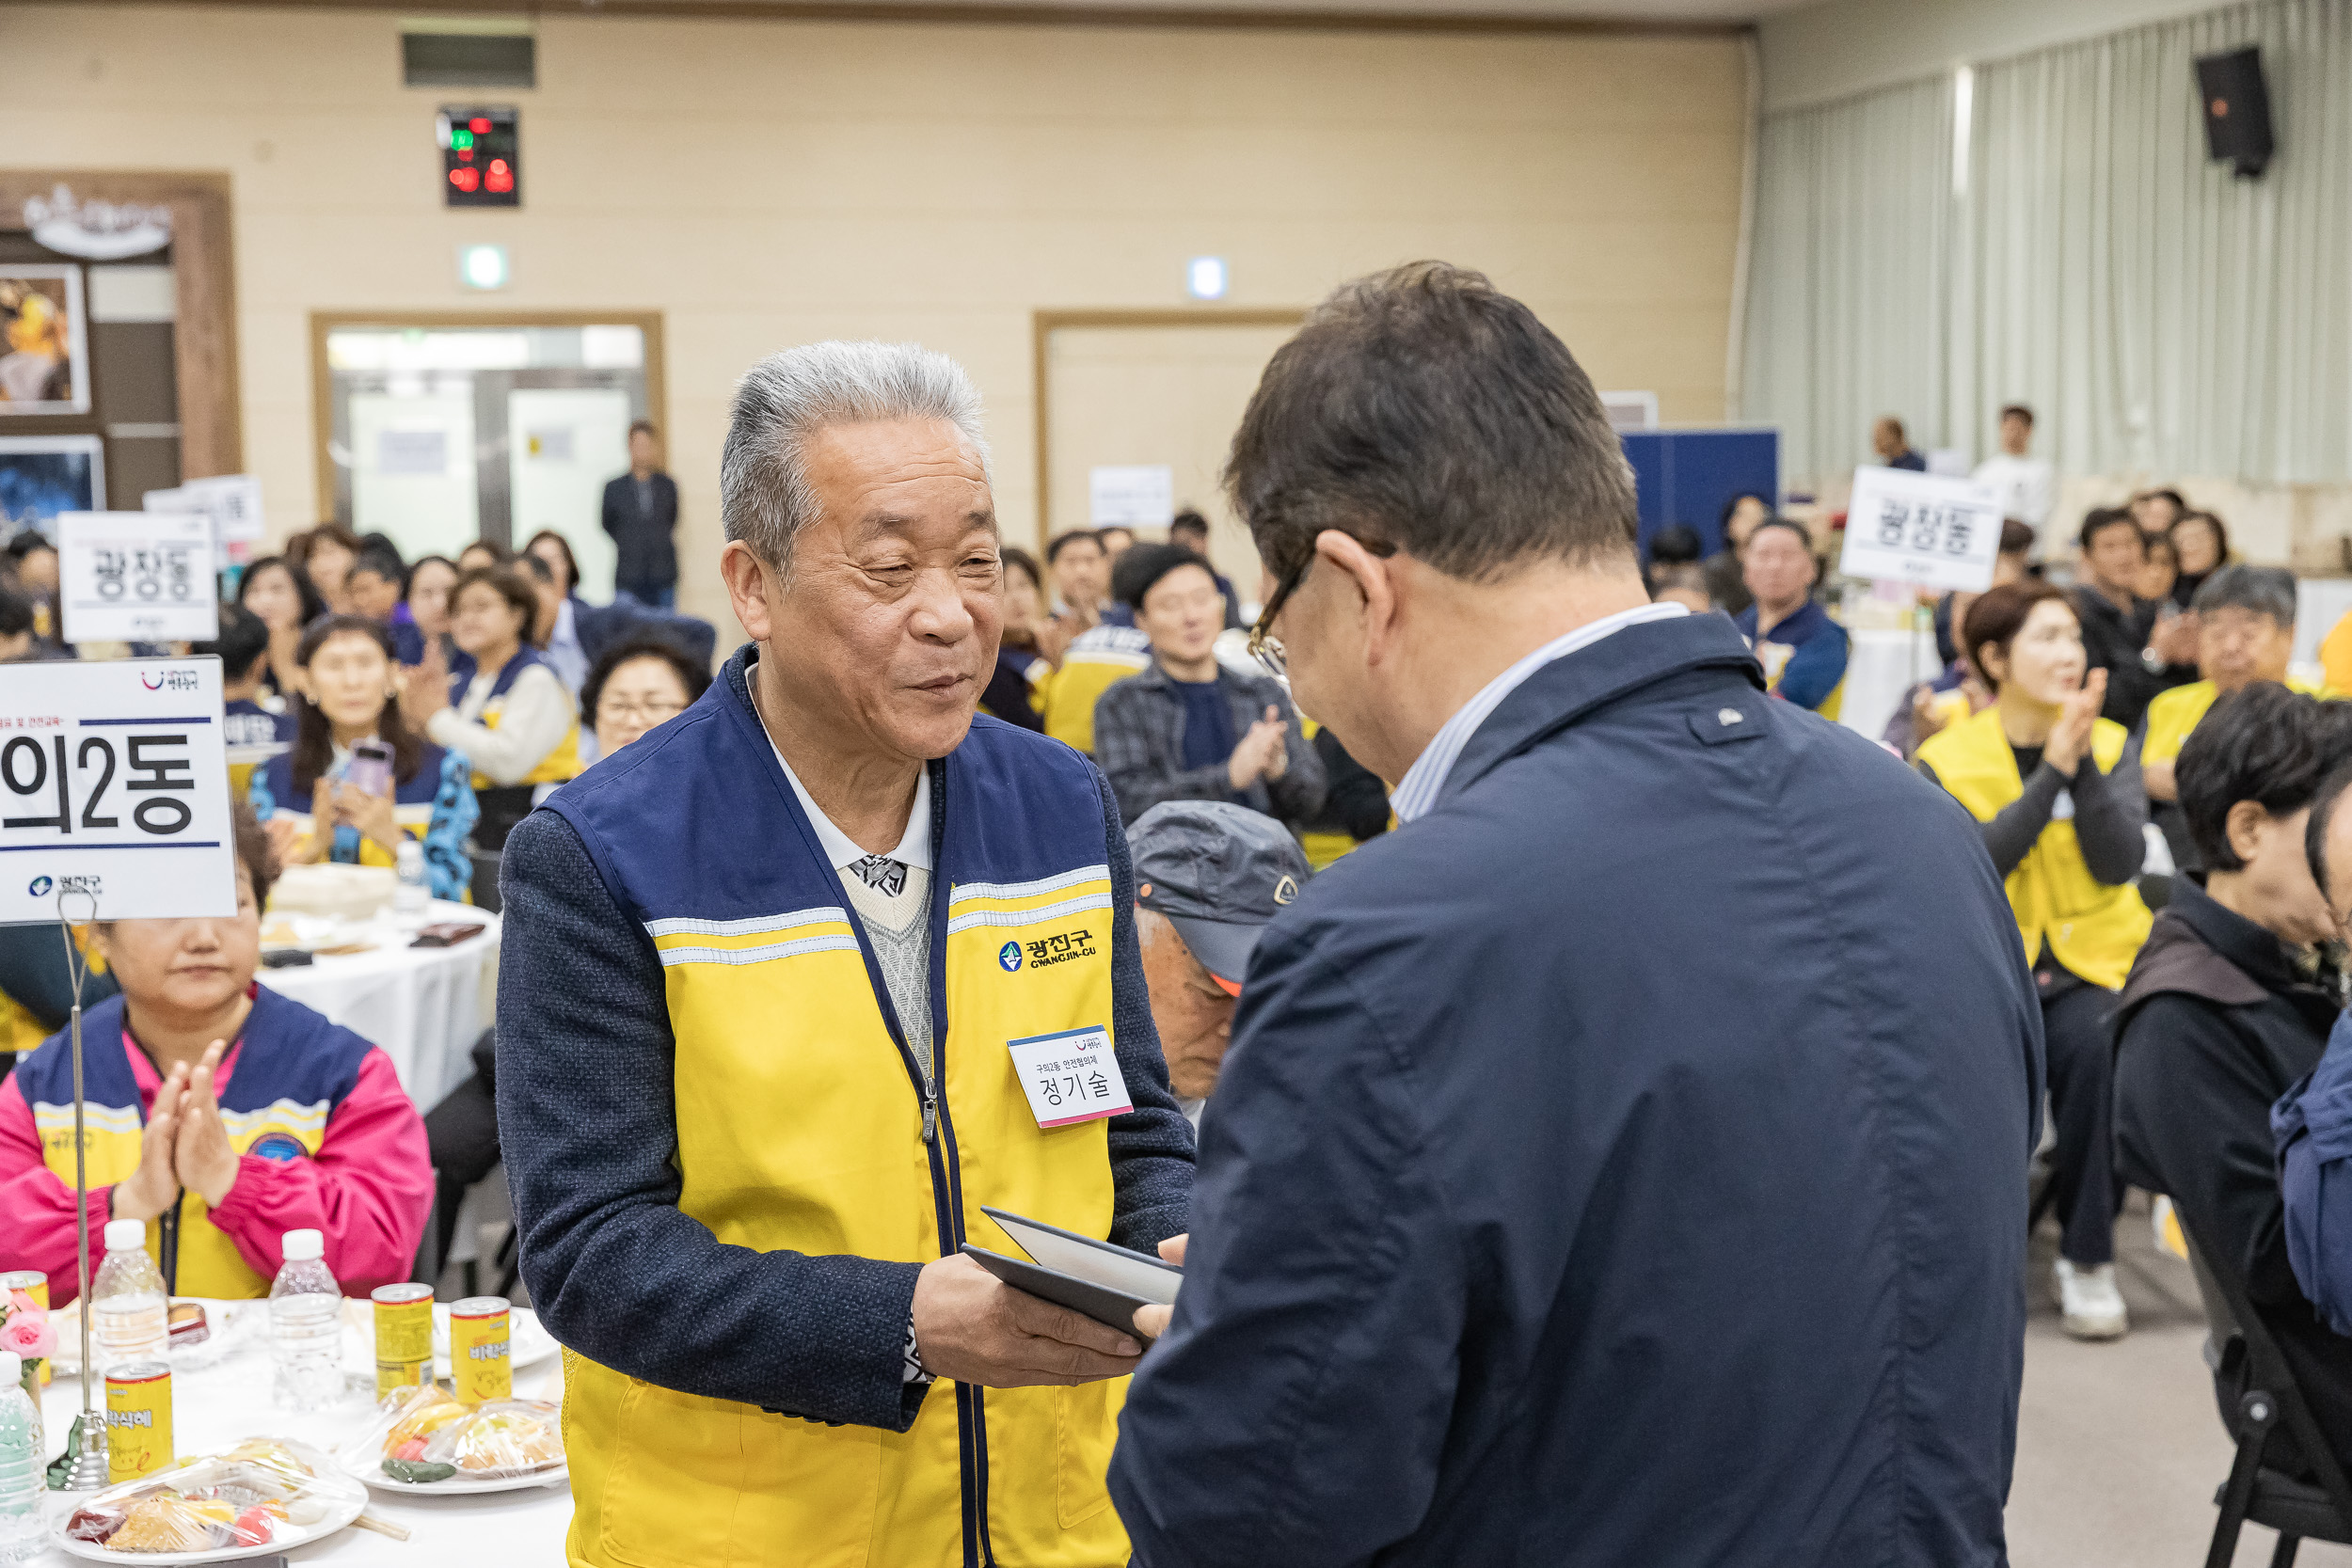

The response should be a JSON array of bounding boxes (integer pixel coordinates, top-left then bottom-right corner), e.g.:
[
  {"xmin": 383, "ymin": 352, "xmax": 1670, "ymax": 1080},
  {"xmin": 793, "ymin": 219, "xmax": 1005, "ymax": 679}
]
[{"xmin": 547, "ymin": 672, "xmax": 1133, "ymax": 1568}]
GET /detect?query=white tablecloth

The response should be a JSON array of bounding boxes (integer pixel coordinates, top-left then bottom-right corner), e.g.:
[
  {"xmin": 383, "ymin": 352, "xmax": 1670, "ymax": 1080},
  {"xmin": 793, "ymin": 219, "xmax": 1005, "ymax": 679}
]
[
  {"xmin": 1837, "ymin": 626, "xmax": 1941, "ymax": 747},
  {"xmin": 259, "ymin": 902, "xmax": 500, "ymax": 1112},
  {"xmin": 31, "ymin": 1319, "xmax": 567, "ymax": 1564}
]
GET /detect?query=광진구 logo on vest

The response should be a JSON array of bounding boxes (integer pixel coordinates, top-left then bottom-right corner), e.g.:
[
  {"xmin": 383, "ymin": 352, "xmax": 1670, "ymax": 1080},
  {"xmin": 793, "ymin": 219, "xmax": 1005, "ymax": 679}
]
[{"xmin": 998, "ymin": 941, "xmax": 1024, "ymax": 973}]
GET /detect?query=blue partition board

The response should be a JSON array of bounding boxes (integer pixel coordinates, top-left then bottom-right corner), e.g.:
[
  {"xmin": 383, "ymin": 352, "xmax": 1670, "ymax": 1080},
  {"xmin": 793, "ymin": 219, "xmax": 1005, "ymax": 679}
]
[{"xmin": 1621, "ymin": 429, "xmax": 1779, "ymax": 559}]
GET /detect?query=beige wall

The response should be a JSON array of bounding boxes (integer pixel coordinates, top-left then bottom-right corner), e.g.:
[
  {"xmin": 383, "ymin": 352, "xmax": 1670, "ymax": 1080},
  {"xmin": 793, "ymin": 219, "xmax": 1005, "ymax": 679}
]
[{"xmin": 2, "ymin": 4, "xmax": 1748, "ymax": 635}]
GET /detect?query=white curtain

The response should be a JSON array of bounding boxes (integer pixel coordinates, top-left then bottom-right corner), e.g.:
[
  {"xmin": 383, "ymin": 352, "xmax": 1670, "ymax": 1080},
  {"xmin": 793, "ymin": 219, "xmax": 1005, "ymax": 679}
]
[{"xmin": 1743, "ymin": 0, "xmax": 2352, "ymax": 493}]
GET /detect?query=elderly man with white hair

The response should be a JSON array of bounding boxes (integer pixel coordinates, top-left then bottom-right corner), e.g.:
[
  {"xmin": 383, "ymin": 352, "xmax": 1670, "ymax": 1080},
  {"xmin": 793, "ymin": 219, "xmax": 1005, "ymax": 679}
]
[{"xmin": 495, "ymin": 341, "xmax": 1196, "ymax": 1568}]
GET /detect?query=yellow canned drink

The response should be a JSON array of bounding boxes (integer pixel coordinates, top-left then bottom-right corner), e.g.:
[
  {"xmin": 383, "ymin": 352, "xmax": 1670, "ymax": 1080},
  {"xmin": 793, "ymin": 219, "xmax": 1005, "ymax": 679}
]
[
  {"xmin": 373, "ymin": 1283, "xmax": 436, "ymax": 1399},
  {"xmin": 104, "ymin": 1359, "xmax": 173, "ymax": 1481},
  {"xmin": 1, "ymin": 1271, "xmax": 48, "ymax": 1386},
  {"xmin": 447, "ymin": 1295, "xmax": 511, "ymax": 1403}
]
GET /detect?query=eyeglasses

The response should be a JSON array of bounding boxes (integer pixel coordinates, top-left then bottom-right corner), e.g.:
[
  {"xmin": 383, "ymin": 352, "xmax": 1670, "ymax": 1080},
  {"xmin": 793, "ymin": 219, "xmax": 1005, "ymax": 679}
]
[
  {"xmin": 596, "ymin": 697, "xmax": 687, "ymax": 725},
  {"xmin": 1247, "ymin": 535, "xmax": 1394, "ymax": 680}
]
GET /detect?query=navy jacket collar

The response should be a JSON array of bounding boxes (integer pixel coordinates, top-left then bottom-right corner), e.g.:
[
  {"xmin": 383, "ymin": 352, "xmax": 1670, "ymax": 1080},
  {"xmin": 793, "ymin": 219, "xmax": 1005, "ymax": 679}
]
[{"xmin": 1438, "ymin": 611, "xmax": 1764, "ymax": 810}]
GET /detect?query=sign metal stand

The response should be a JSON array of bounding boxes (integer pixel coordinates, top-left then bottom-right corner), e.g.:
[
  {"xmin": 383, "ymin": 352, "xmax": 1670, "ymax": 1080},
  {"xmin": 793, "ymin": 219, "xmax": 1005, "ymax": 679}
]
[{"xmin": 54, "ymin": 886, "xmax": 110, "ymax": 1489}]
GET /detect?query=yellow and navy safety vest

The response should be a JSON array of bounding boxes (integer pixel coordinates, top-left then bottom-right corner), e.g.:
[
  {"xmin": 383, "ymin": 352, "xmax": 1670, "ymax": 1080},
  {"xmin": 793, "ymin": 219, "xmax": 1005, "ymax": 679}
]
[
  {"xmin": 1042, "ymin": 625, "xmax": 1150, "ymax": 754},
  {"xmin": 545, "ymin": 651, "xmax": 1134, "ymax": 1568},
  {"xmin": 453, "ymin": 647, "xmax": 581, "ymax": 790},
  {"xmin": 1918, "ymin": 705, "xmax": 2153, "ymax": 990},
  {"xmin": 2141, "ymin": 674, "xmax": 2329, "ymax": 768},
  {"xmin": 16, "ymin": 988, "xmax": 373, "ymax": 1297}
]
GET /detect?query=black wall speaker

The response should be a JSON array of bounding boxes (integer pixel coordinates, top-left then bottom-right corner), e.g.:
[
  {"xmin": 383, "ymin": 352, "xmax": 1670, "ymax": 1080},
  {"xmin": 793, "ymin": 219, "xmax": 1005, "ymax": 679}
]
[{"xmin": 2196, "ymin": 46, "xmax": 2275, "ymax": 179}]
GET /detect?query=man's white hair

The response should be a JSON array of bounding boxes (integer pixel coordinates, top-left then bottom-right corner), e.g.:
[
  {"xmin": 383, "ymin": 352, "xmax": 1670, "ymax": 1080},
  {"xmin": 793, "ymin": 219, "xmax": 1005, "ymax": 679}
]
[{"xmin": 720, "ymin": 340, "xmax": 992, "ymax": 571}]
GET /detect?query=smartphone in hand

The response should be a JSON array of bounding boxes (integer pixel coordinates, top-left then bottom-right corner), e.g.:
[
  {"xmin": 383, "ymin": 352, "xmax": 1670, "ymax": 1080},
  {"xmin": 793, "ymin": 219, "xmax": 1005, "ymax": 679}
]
[{"xmin": 344, "ymin": 738, "xmax": 395, "ymax": 797}]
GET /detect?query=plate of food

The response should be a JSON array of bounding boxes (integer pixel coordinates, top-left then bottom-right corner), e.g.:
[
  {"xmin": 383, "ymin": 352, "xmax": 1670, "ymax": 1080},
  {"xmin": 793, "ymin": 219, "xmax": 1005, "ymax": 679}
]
[
  {"xmin": 53, "ymin": 1438, "xmax": 368, "ymax": 1564},
  {"xmin": 337, "ymin": 1383, "xmax": 566, "ymax": 1495},
  {"xmin": 338, "ymin": 1299, "xmax": 557, "ymax": 1380}
]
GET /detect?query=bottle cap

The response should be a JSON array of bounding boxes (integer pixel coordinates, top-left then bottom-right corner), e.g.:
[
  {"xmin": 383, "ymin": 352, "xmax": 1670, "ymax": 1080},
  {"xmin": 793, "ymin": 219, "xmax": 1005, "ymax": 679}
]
[
  {"xmin": 280, "ymin": 1227, "xmax": 325, "ymax": 1262},
  {"xmin": 103, "ymin": 1217, "xmax": 145, "ymax": 1252},
  {"xmin": 0, "ymin": 1351, "xmax": 18, "ymax": 1386}
]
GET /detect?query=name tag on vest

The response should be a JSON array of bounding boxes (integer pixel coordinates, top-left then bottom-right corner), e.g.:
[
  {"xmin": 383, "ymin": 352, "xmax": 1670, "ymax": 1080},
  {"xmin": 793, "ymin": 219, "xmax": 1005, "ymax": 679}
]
[{"xmin": 1009, "ymin": 1027, "xmax": 1134, "ymax": 1129}]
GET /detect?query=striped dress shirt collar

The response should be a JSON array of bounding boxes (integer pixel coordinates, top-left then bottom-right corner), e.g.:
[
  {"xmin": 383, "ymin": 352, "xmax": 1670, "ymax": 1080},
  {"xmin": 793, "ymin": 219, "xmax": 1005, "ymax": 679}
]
[{"xmin": 1389, "ymin": 601, "xmax": 1692, "ymax": 824}]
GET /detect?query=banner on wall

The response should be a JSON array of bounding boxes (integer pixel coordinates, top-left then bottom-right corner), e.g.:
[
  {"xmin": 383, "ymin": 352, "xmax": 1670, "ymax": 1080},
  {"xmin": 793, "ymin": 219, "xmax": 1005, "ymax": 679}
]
[
  {"xmin": 57, "ymin": 510, "xmax": 219, "ymax": 644},
  {"xmin": 1836, "ymin": 466, "xmax": 2003, "ymax": 594},
  {"xmin": 0, "ymin": 657, "xmax": 235, "ymax": 925}
]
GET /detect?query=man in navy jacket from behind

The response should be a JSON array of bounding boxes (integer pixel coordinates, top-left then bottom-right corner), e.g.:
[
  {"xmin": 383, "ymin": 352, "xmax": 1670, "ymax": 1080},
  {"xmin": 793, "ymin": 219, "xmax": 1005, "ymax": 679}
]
[{"xmin": 1108, "ymin": 262, "xmax": 2044, "ymax": 1567}]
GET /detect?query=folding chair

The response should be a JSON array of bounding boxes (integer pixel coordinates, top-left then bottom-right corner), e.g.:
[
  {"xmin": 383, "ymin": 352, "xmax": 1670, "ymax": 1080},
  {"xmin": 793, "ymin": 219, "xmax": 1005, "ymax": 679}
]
[{"xmin": 2178, "ymin": 1221, "xmax": 2352, "ymax": 1566}]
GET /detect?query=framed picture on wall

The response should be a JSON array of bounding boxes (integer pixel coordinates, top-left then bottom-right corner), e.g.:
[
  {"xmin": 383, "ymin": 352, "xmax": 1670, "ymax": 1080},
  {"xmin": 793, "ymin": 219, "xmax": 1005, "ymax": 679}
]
[
  {"xmin": 0, "ymin": 264, "xmax": 91, "ymax": 414},
  {"xmin": 0, "ymin": 435, "xmax": 107, "ymax": 538}
]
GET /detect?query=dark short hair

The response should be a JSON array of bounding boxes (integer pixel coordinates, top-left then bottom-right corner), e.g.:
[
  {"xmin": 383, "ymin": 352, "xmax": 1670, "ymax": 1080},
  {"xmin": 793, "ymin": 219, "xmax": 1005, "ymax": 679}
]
[
  {"xmin": 518, "ymin": 552, "xmax": 557, "ymax": 588},
  {"xmin": 2181, "ymin": 684, "xmax": 2348, "ymax": 873},
  {"xmin": 2171, "ymin": 509, "xmax": 2231, "ymax": 562},
  {"xmin": 998, "ymin": 544, "xmax": 1041, "ymax": 593},
  {"xmin": 1998, "ymin": 519, "xmax": 2036, "ymax": 556},
  {"xmin": 2078, "ymin": 507, "xmax": 2142, "ymax": 554},
  {"xmin": 628, "ymin": 419, "xmax": 659, "ymax": 441},
  {"xmin": 453, "ymin": 565, "xmax": 538, "ymax": 634},
  {"xmin": 1045, "ymin": 529, "xmax": 1103, "ymax": 565},
  {"xmin": 580, "ymin": 637, "xmax": 712, "ymax": 730},
  {"xmin": 1169, "ymin": 510, "xmax": 1210, "ymax": 539},
  {"xmin": 1748, "ymin": 517, "xmax": 1812, "ymax": 552},
  {"xmin": 2191, "ymin": 563, "xmax": 2296, "ymax": 625},
  {"xmin": 195, "ymin": 603, "xmax": 271, "ymax": 682},
  {"xmin": 237, "ymin": 555, "xmax": 327, "ymax": 625},
  {"xmin": 1114, "ymin": 543, "xmax": 1218, "ymax": 611},
  {"xmin": 289, "ymin": 615, "xmax": 422, "ymax": 793},
  {"xmin": 524, "ymin": 529, "xmax": 581, "ymax": 593},
  {"xmin": 1962, "ymin": 579, "xmax": 2074, "ymax": 689},
  {"xmin": 2140, "ymin": 487, "xmax": 2188, "ymax": 515},
  {"xmin": 347, "ymin": 547, "xmax": 407, "ymax": 591},
  {"xmin": 1999, "ymin": 404, "xmax": 2035, "ymax": 426},
  {"xmin": 232, "ymin": 800, "xmax": 279, "ymax": 907},
  {"xmin": 1647, "ymin": 525, "xmax": 1703, "ymax": 565},
  {"xmin": 5, "ymin": 531, "xmax": 56, "ymax": 563},
  {"xmin": 1227, "ymin": 261, "xmax": 1636, "ymax": 586}
]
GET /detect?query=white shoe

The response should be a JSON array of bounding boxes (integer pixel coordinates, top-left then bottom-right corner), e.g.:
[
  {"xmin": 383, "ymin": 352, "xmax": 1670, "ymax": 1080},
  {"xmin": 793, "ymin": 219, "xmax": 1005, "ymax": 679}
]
[{"xmin": 2057, "ymin": 1259, "xmax": 2129, "ymax": 1340}]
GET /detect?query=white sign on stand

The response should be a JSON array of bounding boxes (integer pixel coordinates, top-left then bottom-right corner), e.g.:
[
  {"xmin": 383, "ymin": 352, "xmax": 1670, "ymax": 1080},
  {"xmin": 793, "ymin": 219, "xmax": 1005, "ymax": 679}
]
[
  {"xmin": 57, "ymin": 511, "xmax": 218, "ymax": 644},
  {"xmin": 1089, "ymin": 466, "xmax": 1175, "ymax": 530},
  {"xmin": 145, "ymin": 473, "xmax": 265, "ymax": 544},
  {"xmin": 1836, "ymin": 466, "xmax": 2004, "ymax": 594},
  {"xmin": 0, "ymin": 657, "xmax": 236, "ymax": 924}
]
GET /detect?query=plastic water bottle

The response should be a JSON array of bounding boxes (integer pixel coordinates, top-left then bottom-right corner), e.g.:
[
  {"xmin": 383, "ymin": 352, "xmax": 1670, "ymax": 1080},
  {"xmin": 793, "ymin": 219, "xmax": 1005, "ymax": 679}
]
[
  {"xmin": 0, "ymin": 1352, "xmax": 41, "ymax": 1565},
  {"xmin": 395, "ymin": 839, "xmax": 429, "ymax": 916},
  {"xmin": 89, "ymin": 1218, "xmax": 168, "ymax": 1370},
  {"xmin": 268, "ymin": 1229, "xmax": 344, "ymax": 1411}
]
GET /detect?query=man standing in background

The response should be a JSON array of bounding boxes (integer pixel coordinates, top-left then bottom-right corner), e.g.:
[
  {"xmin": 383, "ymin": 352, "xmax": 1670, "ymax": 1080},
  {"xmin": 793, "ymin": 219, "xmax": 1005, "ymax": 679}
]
[
  {"xmin": 1972, "ymin": 404, "xmax": 2056, "ymax": 546},
  {"xmin": 602, "ymin": 419, "xmax": 680, "ymax": 610}
]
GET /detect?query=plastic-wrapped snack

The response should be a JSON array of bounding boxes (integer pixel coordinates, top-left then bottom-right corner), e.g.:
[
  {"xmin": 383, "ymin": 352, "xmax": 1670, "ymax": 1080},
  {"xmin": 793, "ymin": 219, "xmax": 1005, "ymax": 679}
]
[
  {"xmin": 422, "ymin": 1400, "xmax": 565, "ymax": 1477},
  {"xmin": 98, "ymin": 1497, "xmax": 233, "ymax": 1553},
  {"xmin": 62, "ymin": 1438, "xmax": 356, "ymax": 1554}
]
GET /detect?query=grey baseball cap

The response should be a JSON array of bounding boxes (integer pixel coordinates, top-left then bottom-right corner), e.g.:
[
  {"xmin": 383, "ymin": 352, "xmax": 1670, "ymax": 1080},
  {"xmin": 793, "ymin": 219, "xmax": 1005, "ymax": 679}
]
[{"xmin": 1127, "ymin": 801, "xmax": 1311, "ymax": 994}]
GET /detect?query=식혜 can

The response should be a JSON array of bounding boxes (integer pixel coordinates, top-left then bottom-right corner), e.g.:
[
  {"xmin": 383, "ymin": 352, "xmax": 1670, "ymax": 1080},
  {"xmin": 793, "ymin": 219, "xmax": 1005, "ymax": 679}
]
[
  {"xmin": 447, "ymin": 1295, "xmax": 512, "ymax": 1403},
  {"xmin": 104, "ymin": 1359, "xmax": 173, "ymax": 1481},
  {"xmin": 373, "ymin": 1282, "xmax": 436, "ymax": 1398},
  {"xmin": 1, "ymin": 1270, "xmax": 48, "ymax": 1385}
]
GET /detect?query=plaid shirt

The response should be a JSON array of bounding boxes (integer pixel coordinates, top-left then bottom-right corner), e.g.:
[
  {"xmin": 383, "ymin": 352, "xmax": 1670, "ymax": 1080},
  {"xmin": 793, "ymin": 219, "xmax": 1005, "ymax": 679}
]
[{"xmin": 1091, "ymin": 659, "xmax": 1327, "ymax": 832}]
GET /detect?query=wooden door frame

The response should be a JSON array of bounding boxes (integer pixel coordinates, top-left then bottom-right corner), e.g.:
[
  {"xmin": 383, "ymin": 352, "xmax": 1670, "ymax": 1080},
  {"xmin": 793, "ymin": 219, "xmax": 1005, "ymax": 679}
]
[
  {"xmin": 1030, "ymin": 307, "xmax": 1304, "ymax": 549},
  {"xmin": 0, "ymin": 168, "xmax": 240, "ymax": 480},
  {"xmin": 308, "ymin": 309, "xmax": 667, "ymax": 529}
]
